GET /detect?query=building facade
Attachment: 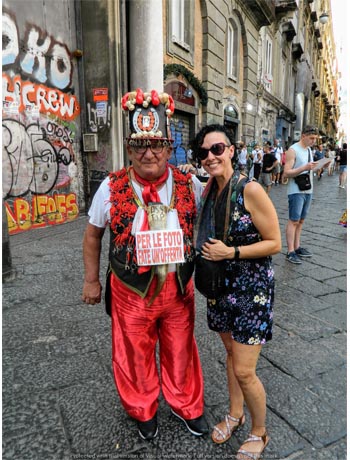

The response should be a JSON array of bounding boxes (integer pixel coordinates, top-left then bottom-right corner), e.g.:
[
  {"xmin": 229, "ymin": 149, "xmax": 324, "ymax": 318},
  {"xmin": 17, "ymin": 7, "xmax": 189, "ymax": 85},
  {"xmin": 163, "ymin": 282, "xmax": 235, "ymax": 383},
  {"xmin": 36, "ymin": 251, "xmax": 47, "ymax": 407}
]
[{"xmin": 2, "ymin": 0, "xmax": 339, "ymax": 235}]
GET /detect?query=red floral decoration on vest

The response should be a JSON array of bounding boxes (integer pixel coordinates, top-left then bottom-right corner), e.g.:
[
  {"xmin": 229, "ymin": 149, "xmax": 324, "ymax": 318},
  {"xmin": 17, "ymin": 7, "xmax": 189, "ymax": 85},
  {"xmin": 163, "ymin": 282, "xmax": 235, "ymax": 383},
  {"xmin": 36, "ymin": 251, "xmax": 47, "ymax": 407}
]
[{"xmin": 109, "ymin": 165, "xmax": 196, "ymax": 268}]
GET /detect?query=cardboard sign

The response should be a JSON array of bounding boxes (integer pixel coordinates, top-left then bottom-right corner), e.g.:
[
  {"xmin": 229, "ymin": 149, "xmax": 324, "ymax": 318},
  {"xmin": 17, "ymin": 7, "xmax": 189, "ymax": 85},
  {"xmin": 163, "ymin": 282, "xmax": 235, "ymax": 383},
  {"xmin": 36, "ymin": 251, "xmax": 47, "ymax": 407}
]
[{"xmin": 135, "ymin": 229, "xmax": 184, "ymax": 266}]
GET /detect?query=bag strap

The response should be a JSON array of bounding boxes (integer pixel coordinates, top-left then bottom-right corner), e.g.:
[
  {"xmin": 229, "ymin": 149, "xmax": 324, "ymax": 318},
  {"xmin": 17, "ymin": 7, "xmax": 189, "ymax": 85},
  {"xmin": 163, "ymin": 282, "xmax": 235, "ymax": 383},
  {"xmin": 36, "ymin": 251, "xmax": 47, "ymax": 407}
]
[
  {"xmin": 221, "ymin": 175, "xmax": 248, "ymax": 244},
  {"xmin": 307, "ymin": 148, "xmax": 312, "ymax": 176},
  {"xmin": 232, "ymin": 175, "xmax": 249, "ymax": 202},
  {"xmin": 222, "ymin": 171, "xmax": 240, "ymax": 243}
]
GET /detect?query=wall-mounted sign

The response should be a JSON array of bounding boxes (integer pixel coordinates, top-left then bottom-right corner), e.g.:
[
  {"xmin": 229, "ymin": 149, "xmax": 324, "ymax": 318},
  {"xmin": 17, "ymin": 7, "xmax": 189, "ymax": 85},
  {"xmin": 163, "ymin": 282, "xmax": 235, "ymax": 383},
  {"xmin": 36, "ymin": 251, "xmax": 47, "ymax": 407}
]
[{"xmin": 93, "ymin": 88, "xmax": 108, "ymax": 102}]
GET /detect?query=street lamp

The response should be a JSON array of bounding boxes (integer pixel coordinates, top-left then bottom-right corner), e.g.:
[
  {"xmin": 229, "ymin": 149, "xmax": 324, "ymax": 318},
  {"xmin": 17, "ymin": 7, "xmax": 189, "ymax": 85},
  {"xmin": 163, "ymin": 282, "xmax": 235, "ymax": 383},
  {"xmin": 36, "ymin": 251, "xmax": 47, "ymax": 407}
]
[
  {"xmin": 183, "ymin": 88, "xmax": 193, "ymax": 98},
  {"xmin": 319, "ymin": 12, "xmax": 329, "ymax": 24}
]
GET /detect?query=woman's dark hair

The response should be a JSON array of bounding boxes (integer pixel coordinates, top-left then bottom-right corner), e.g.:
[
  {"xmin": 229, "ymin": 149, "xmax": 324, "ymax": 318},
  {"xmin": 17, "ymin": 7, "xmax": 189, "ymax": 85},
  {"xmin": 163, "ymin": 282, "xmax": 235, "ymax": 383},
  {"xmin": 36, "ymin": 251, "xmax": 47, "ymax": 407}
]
[
  {"xmin": 190, "ymin": 124, "xmax": 237, "ymax": 165},
  {"xmin": 342, "ymin": 143, "xmax": 347, "ymax": 150}
]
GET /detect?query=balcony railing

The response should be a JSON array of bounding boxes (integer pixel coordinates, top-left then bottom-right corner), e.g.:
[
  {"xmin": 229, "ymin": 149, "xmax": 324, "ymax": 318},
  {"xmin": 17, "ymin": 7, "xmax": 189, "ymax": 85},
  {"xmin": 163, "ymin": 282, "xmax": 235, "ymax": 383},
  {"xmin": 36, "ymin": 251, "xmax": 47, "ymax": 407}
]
[
  {"xmin": 292, "ymin": 43, "xmax": 304, "ymax": 59},
  {"xmin": 245, "ymin": 0, "xmax": 275, "ymax": 27},
  {"xmin": 282, "ymin": 20, "xmax": 297, "ymax": 41},
  {"xmin": 275, "ymin": 0, "xmax": 298, "ymax": 15}
]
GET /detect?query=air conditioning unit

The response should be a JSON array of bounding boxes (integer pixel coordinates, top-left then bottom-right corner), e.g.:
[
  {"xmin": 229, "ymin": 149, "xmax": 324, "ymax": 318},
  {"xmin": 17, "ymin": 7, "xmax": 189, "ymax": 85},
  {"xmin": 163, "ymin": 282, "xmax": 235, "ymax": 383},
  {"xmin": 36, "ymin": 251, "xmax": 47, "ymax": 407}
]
[{"xmin": 83, "ymin": 133, "xmax": 98, "ymax": 152}]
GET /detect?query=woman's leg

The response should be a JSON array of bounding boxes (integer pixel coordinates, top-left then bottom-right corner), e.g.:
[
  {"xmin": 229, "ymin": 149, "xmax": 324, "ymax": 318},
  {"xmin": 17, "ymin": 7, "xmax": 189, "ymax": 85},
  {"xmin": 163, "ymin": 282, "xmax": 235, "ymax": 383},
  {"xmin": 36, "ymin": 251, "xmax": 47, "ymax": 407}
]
[
  {"xmin": 211, "ymin": 332, "xmax": 245, "ymax": 441},
  {"xmin": 231, "ymin": 340, "xmax": 265, "ymax": 433},
  {"xmin": 231, "ymin": 340, "xmax": 268, "ymax": 457}
]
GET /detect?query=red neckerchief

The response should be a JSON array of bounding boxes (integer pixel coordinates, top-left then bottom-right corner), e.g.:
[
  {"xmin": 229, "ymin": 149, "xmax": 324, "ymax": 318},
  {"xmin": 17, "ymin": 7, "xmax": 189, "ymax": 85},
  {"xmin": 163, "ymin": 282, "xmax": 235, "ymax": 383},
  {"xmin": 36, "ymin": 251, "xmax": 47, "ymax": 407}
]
[
  {"xmin": 133, "ymin": 167, "xmax": 169, "ymax": 207},
  {"xmin": 132, "ymin": 167, "xmax": 170, "ymax": 273}
]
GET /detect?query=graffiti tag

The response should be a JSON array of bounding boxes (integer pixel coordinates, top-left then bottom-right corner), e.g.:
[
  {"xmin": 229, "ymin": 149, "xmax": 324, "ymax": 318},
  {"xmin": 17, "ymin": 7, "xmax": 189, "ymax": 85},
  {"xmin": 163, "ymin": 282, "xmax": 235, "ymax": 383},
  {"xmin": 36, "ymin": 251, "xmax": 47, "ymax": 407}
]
[
  {"xmin": 5, "ymin": 193, "xmax": 79, "ymax": 234},
  {"xmin": 2, "ymin": 10, "xmax": 73, "ymax": 90}
]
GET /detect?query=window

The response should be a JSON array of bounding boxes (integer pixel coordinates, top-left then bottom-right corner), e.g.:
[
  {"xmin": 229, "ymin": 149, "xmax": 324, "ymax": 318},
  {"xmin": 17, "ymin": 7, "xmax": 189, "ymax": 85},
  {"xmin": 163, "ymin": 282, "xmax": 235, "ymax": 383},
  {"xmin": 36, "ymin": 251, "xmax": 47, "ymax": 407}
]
[
  {"xmin": 227, "ymin": 19, "xmax": 239, "ymax": 82},
  {"xmin": 264, "ymin": 37, "xmax": 273, "ymax": 92},
  {"xmin": 171, "ymin": 0, "xmax": 191, "ymax": 50},
  {"xmin": 280, "ymin": 56, "xmax": 286, "ymax": 101},
  {"xmin": 167, "ymin": 0, "xmax": 194, "ymax": 64}
]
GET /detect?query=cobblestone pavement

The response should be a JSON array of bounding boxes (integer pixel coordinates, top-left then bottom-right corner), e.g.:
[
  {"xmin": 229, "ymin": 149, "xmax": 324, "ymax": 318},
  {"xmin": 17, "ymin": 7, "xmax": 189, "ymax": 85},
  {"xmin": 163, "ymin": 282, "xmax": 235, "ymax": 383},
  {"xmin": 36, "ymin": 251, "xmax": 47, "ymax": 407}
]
[{"xmin": 2, "ymin": 171, "xmax": 347, "ymax": 460}]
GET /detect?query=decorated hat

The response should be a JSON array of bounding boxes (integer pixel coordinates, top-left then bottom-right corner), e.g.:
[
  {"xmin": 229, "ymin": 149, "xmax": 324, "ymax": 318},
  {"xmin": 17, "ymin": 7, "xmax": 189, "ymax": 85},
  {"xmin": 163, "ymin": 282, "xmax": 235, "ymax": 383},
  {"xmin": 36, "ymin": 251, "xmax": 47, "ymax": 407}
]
[{"xmin": 121, "ymin": 88, "xmax": 175, "ymax": 140}]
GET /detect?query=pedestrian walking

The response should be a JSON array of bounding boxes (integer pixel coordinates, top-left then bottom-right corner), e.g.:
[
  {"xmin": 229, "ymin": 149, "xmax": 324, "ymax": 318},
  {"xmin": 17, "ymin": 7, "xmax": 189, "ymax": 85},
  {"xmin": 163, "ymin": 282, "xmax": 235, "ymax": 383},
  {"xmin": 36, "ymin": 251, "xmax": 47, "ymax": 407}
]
[
  {"xmin": 82, "ymin": 88, "xmax": 208, "ymax": 441},
  {"xmin": 284, "ymin": 125, "xmax": 321, "ymax": 264},
  {"xmin": 237, "ymin": 141, "xmax": 248, "ymax": 173},
  {"xmin": 261, "ymin": 143, "xmax": 278, "ymax": 195},
  {"xmin": 313, "ymin": 144, "xmax": 325, "ymax": 180},
  {"xmin": 272, "ymin": 139, "xmax": 283, "ymax": 185},
  {"xmin": 252, "ymin": 144, "xmax": 263, "ymax": 181},
  {"xmin": 191, "ymin": 124, "xmax": 281, "ymax": 460},
  {"xmin": 338, "ymin": 143, "xmax": 347, "ymax": 188}
]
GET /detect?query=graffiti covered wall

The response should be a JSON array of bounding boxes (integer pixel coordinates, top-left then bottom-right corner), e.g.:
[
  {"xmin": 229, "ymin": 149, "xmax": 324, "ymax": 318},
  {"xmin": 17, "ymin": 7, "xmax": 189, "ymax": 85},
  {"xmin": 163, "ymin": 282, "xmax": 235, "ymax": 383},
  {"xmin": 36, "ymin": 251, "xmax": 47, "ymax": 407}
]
[{"xmin": 2, "ymin": 5, "xmax": 82, "ymax": 234}]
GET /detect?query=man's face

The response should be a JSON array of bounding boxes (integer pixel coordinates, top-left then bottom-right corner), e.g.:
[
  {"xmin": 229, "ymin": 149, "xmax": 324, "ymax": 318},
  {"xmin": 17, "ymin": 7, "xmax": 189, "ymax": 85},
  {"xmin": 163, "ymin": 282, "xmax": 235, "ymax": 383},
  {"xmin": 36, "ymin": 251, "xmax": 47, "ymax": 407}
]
[
  {"xmin": 127, "ymin": 139, "xmax": 172, "ymax": 180},
  {"xmin": 303, "ymin": 134, "xmax": 318, "ymax": 147}
]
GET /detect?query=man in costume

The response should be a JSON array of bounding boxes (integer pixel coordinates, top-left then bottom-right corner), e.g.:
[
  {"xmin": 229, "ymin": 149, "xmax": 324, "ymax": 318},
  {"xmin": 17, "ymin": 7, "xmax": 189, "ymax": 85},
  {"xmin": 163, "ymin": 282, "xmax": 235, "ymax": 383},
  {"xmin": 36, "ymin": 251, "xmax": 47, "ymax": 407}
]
[{"xmin": 82, "ymin": 88, "xmax": 208, "ymax": 441}]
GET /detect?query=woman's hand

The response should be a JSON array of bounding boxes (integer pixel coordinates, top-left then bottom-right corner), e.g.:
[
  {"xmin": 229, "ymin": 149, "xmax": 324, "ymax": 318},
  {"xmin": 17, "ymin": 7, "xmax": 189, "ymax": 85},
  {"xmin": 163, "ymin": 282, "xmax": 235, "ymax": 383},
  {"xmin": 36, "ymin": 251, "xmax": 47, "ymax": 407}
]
[{"xmin": 201, "ymin": 238, "xmax": 231, "ymax": 261}]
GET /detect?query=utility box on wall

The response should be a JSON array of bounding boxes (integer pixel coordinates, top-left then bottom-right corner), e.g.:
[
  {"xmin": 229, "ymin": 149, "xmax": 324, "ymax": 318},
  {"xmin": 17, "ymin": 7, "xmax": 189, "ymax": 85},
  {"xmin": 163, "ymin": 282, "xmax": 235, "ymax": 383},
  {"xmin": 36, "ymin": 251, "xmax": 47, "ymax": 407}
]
[{"xmin": 83, "ymin": 133, "xmax": 98, "ymax": 152}]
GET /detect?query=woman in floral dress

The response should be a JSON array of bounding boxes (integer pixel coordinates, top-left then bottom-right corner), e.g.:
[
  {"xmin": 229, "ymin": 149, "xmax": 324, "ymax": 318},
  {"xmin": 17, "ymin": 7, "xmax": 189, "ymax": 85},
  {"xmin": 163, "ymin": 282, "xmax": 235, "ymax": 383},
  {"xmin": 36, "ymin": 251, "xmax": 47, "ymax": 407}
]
[{"xmin": 192, "ymin": 125, "xmax": 281, "ymax": 460}]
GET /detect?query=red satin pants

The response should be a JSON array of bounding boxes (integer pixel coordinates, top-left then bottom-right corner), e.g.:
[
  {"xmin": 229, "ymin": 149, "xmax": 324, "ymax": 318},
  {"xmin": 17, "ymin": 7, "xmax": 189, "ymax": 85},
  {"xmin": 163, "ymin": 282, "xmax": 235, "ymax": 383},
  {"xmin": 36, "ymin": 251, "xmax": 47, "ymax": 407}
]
[{"xmin": 110, "ymin": 272, "xmax": 204, "ymax": 422}]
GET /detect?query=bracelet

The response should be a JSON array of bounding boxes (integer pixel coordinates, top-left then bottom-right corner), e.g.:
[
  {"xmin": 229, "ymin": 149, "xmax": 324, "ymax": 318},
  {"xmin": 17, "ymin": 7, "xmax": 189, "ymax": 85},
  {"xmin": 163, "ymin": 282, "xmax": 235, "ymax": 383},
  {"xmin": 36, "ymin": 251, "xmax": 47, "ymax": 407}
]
[{"xmin": 234, "ymin": 246, "xmax": 240, "ymax": 260}]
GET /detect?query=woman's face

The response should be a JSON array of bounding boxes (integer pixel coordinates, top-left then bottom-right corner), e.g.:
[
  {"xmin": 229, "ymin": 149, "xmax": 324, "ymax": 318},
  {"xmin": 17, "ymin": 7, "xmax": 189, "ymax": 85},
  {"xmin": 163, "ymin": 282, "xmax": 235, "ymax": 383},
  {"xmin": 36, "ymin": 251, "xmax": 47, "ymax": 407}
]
[{"xmin": 199, "ymin": 131, "xmax": 234, "ymax": 179}]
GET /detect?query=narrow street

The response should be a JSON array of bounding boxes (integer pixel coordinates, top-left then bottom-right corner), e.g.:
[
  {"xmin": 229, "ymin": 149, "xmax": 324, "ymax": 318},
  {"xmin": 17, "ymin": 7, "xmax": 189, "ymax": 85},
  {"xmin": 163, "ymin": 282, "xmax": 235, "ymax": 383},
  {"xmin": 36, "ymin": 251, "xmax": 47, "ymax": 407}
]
[{"xmin": 2, "ymin": 171, "xmax": 346, "ymax": 460}]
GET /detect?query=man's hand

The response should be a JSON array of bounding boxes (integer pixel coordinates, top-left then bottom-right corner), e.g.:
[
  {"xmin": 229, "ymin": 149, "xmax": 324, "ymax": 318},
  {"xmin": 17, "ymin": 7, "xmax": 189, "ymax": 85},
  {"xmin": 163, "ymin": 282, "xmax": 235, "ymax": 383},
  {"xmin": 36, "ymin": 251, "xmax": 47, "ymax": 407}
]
[
  {"xmin": 306, "ymin": 161, "xmax": 319, "ymax": 171},
  {"xmin": 82, "ymin": 280, "xmax": 102, "ymax": 304}
]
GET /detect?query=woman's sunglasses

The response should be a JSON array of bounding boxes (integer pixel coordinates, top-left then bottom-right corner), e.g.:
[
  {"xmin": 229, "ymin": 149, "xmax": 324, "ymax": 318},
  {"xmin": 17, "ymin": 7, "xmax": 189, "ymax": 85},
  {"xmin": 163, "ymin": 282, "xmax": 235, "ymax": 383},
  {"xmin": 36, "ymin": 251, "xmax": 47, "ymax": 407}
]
[{"xmin": 197, "ymin": 142, "xmax": 231, "ymax": 160}]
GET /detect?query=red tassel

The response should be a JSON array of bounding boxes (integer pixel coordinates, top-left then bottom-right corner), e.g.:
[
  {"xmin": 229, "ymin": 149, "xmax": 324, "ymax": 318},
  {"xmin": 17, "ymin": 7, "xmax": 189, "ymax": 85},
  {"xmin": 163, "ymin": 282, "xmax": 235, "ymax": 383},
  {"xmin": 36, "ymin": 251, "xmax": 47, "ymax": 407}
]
[
  {"xmin": 168, "ymin": 95, "xmax": 175, "ymax": 113},
  {"xmin": 135, "ymin": 88, "xmax": 144, "ymax": 105},
  {"xmin": 151, "ymin": 90, "xmax": 160, "ymax": 106},
  {"xmin": 121, "ymin": 92, "xmax": 130, "ymax": 110}
]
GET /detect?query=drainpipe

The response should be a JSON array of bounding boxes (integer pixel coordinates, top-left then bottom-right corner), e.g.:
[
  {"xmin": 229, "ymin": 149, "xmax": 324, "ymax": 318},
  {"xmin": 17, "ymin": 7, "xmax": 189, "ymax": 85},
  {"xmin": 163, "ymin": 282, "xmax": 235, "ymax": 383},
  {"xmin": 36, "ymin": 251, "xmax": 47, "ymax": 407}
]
[{"xmin": 74, "ymin": 0, "xmax": 90, "ymax": 212}]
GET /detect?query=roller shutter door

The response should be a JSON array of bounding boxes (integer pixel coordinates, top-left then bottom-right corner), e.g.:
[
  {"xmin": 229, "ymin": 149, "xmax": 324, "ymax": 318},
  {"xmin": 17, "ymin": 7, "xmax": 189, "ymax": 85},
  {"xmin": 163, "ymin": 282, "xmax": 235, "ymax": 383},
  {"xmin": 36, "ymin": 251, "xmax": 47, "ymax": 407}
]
[{"xmin": 169, "ymin": 112, "xmax": 191, "ymax": 166}]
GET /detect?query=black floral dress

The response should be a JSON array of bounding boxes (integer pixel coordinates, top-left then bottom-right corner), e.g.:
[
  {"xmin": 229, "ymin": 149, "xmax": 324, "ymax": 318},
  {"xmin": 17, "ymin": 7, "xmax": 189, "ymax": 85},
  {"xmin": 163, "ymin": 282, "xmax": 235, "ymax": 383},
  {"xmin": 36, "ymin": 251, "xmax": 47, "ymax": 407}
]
[{"xmin": 207, "ymin": 178, "xmax": 274, "ymax": 345}]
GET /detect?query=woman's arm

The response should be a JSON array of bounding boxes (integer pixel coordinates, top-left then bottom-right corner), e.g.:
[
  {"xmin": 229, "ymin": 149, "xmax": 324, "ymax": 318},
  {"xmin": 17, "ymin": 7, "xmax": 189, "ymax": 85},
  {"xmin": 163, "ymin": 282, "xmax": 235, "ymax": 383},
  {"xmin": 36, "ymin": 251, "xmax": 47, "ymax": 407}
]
[
  {"xmin": 240, "ymin": 180, "xmax": 281, "ymax": 257},
  {"xmin": 201, "ymin": 180, "xmax": 281, "ymax": 261}
]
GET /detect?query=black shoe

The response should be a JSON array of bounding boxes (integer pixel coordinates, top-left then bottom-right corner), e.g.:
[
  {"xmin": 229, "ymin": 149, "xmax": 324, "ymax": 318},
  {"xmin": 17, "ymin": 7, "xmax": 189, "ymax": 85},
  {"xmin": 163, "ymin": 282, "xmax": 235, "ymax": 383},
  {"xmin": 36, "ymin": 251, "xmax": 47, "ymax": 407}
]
[
  {"xmin": 171, "ymin": 409, "xmax": 209, "ymax": 436},
  {"xmin": 295, "ymin": 247, "xmax": 312, "ymax": 258},
  {"xmin": 137, "ymin": 415, "xmax": 158, "ymax": 440},
  {"xmin": 286, "ymin": 251, "xmax": 302, "ymax": 264}
]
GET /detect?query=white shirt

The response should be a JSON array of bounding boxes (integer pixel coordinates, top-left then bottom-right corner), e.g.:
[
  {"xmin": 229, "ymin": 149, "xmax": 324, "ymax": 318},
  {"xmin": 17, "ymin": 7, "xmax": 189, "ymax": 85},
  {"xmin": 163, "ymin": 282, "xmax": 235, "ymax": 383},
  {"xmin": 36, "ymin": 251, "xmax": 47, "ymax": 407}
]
[
  {"xmin": 88, "ymin": 169, "xmax": 203, "ymax": 228},
  {"xmin": 274, "ymin": 146, "xmax": 283, "ymax": 163},
  {"xmin": 238, "ymin": 148, "xmax": 248, "ymax": 165},
  {"xmin": 253, "ymin": 149, "xmax": 262, "ymax": 164}
]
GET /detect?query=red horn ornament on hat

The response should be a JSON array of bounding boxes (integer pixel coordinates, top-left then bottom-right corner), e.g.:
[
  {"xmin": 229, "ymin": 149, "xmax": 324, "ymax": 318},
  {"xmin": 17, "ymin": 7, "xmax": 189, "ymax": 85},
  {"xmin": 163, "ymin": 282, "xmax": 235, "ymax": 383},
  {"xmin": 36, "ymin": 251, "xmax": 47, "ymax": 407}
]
[{"xmin": 121, "ymin": 88, "xmax": 175, "ymax": 140}]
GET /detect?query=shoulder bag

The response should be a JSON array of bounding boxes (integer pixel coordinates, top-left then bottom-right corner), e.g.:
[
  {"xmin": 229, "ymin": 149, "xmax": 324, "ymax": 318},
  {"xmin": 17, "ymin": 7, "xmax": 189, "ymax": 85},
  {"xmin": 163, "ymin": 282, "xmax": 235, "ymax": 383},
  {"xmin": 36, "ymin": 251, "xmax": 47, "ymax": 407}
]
[
  {"xmin": 294, "ymin": 148, "xmax": 312, "ymax": 191},
  {"xmin": 194, "ymin": 175, "xmax": 247, "ymax": 299}
]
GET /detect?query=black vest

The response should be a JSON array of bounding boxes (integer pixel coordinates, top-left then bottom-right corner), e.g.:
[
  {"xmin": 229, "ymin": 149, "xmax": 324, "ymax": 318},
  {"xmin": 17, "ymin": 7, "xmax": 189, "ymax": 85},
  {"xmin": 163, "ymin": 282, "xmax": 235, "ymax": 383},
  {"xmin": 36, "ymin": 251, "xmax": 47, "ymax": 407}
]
[
  {"xmin": 109, "ymin": 228, "xmax": 194, "ymax": 298},
  {"xmin": 106, "ymin": 167, "xmax": 196, "ymax": 307}
]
